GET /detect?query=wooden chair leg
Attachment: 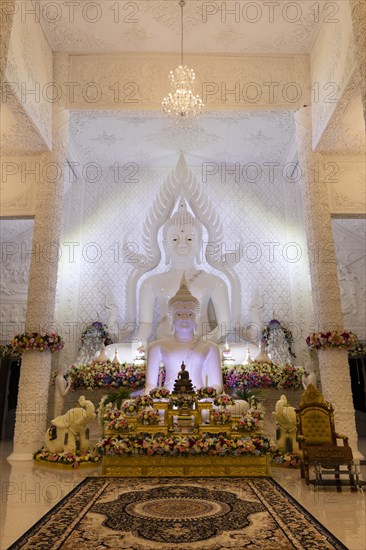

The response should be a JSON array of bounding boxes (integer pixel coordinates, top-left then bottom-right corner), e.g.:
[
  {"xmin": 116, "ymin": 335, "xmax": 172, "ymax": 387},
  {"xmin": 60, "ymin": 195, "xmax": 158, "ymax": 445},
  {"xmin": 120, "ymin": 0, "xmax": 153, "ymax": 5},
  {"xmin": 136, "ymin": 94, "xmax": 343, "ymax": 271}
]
[
  {"xmin": 348, "ymin": 464, "xmax": 356, "ymax": 491},
  {"xmin": 335, "ymin": 465, "xmax": 340, "ymax": 483}
]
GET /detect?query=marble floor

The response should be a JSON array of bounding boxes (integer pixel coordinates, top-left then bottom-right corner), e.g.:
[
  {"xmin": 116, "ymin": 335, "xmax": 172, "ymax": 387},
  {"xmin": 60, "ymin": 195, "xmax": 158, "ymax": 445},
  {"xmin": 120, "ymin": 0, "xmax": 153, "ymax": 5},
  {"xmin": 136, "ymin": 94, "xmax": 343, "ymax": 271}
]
[{"xmin": 1, "ymin": 439, "xmax": 365, "ymax": 550}]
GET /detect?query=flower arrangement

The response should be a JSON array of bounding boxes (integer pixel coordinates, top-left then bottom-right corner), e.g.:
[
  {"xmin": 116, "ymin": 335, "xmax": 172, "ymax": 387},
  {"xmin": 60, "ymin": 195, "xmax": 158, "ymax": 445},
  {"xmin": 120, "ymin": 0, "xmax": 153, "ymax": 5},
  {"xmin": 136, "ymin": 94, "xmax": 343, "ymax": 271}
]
[
  {"xmin": 11, "ymin": 332, "xmax": 64, "ymax": 354},
  {"xmin": 270, "ymin": 449, "xmax": 301, "ymax": 468},
  {"xmin": 134, "ymin": 395, "xmax": 154, "ymax": 409},
  {"xmin": 137, "ymin": 409, "xmax": 160, "ymax": 425},
  {"xmin": 261, "ymin": 320, "xmax": 295, "ymax": 357},
  {"xmin": 306, "ymin": 330, "xmax": 359, "ymax": 351},
  {"xmin": 349, "ymin": 341, "xmax": 366, "ymax": 357},
  {"xmin": 0, "ymin": 344, "xmax": 21, "ymax": 358},
  {"xmin": 169, "ymin": 394, "xmax": 196, "ymax": 409},
  {"xmin": 102, "ymin": 408, "xmax": 133, "ymax": 431},
  {"xmin": 149, "ymin": 387, "xmax": 171, "ymax": 400},
  {"xmin": 33, "ymin": 448, "xmax": 100, "ymax": 468},
  {"xmin": 107, "ymin": 418, "xmax": 132, "ymax": 431},
  {"xmin": 106, "ymin": 416, "xmax": 133, "ymax": 432},
  {"xmin": 223, "ymin": 363, "xmax": 304, "ymax": 391},
  {"xmin": 232, "ymin": 395, "xmax": 264, "ymax": 433},
  {"xmin": 80, "ymin": 321, "xmax": 112, "ymax": 346},
  {"xmin": 122, "ymin": 401, "xmax": 138, "ymax": 414},
  {"xmin": 96, "ymin": 433, "xmax": 272, "ymax": 457},
  {"xmin": 196, "ymin": 386, "xmax": 217, "ymax": 400},
  {"xmin": 67, "ymin": 361, "xmax": 145, "ymax": 391},
  {"xmin": 213, "ymin": 394, "xmax": 235, "ymax": 408},
  {"xmin": 212, "ymin": 409, "xmax": 232, "ymax": 424},
  {"xmin": 66, "ymin": 360, "xmax": 305, "ymax": 393},
  {"xmin": 102, "ymin": 406, "xmax": 124, "ymax": 422}
]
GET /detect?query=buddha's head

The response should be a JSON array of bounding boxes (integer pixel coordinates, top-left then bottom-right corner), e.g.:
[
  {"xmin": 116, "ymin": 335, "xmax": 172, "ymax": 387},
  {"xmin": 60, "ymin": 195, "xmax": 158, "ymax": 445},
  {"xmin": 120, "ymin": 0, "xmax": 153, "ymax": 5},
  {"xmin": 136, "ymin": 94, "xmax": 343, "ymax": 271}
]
[
  {"xmin": 163, "ymin": 199, "xmax": 202, "ymax": 265},
  {"xmin": 168, "ymin": 274, "xmax": 200, "ymax": 334}
]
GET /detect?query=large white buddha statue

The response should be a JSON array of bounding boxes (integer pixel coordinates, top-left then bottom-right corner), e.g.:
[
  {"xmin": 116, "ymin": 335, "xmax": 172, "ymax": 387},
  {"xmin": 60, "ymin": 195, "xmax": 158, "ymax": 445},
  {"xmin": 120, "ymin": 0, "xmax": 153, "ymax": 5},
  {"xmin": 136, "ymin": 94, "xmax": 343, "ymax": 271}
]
[
  {"xmin": 145, "ymin": 276, "xmax": 223, "ymax": 394},
  {"xmin": 137, "ymin": 200, "xmax": 231, "ymax": 346}
]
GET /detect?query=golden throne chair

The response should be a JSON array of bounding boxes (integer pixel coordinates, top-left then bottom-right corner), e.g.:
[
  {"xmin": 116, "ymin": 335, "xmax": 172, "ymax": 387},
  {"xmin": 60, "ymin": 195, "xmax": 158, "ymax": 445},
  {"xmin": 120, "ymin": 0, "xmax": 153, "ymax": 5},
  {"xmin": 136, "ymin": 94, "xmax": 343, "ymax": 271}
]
[{"xmin": 295, "ymin": 384, "xmax": 362, "ymax": 490}]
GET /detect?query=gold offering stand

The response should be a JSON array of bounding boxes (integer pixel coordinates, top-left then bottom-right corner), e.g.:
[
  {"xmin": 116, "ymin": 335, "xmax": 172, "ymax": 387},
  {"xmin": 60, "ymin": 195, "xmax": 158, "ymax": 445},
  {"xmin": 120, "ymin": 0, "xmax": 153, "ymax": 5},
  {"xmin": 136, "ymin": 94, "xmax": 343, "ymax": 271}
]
[
  {"xmin": 105, "ymin": 399, "xmax": 262, "ymax": 439},
  {"xmin": 108, "ymin": 398, "xmax": 235, "ymax": 436},
  {"xmin": 152, "ymin": 398, "xmax": 233, "ymax": 434},
  {"xmin": 101, "ymin": 392, "xmax": 270, "ymax": 477}
]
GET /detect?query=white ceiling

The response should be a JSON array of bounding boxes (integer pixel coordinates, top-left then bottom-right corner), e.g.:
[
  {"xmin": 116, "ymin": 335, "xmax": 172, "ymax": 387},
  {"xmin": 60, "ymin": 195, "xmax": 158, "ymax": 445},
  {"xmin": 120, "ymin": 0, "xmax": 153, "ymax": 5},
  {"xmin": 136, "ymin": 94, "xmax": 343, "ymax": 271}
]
[
  {"xmin": 39, "ymin": 0, "xmax": 362, "ymax": 168},
  {"xmin": 69, "ymin": 110, "xmax": 295, "ymax": 168},
  {"xmin": 39, "ymin": 0, "xmax": 323, "ymax": 55},
  {"xmin": 3, "ymin": 1, "xmax": 363, "ymax": 176}
]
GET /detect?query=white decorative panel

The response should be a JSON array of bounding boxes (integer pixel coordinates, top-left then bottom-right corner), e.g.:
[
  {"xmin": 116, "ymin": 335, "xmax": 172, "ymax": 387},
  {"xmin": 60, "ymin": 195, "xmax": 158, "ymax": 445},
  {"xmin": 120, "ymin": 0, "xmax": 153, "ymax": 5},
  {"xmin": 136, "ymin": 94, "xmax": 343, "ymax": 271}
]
[
  {"xmin": 0, "ymin": 156, "xmax": 38, "ymax": 217},
  {"xmin": 39, "ymin": 0, "xmax": 322, "ymax": 55},
  {"xmin": 332, "ymin": 219, "xmax": 366, "ymax": 341},
  {"xmin": 327, "ymin": 157, "xmax": 366, "ymax": 215},
  {"xmin": 68, "ymin": 53, "xmax": 299, "ymax": 110},
  {"xmin": 4, "ymin": 0, "xmax": 53, "ymax": 149},
  {"xmin": 310, "ymin": 0, "xmax": 356, "ymax": 147},
  {"xmin": 57, "ymin": 153, "xmax": 312, "ymax": 365},
  {"xmin": 0, "ymin": 219, "xmax": 34, "ymax": 343}
]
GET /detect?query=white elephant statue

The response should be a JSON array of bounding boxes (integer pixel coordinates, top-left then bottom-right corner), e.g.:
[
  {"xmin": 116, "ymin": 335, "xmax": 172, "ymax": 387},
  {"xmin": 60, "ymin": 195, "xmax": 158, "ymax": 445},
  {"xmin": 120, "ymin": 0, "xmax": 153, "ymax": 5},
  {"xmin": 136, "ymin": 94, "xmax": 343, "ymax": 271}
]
[
  {"xmin": 44, "ymin": 396, "xmax": 96, "ymax": 453},
  {"xmin": 273, "ymin": 394, "xmax": 299, "ymax": 453}
]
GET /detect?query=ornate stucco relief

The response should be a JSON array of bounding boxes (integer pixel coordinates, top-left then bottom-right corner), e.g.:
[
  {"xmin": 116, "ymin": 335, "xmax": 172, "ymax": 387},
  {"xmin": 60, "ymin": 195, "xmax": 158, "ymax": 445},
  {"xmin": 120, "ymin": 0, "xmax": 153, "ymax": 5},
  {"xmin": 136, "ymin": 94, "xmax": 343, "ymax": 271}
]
[
  {"xmin": 0, "ymin": 155, "xmax": 38, "ymax": 217},
  {"xmin": 320, "ymin": 91, "xmax": 365, "ymax": 155},
  {"xmin": 332, "ymin": 218, "xmax": 366, "ymax": 341},
  {"xmin": 283, "ymin": 176, "xmax": 313, "ymax": 364},
  {"xmin": 349, "ymin": 0, "xmax": 366, "ymax": 121},
  {"xmin": 0, "ymin": 94, "xmax": 49, "ymax": 156},
  {"xmin": 58, "ymin": 155, "xmax": 310, "ymax": 363},
  {"xmin": 326, "ymin": 157, "xmax": 366, "ymax": 215},
  {"xmin": 54, "ymin": 153, "xmax": 86, "ymax": 367},
  {"xmin": 310, "ymin": 0, "xmax": 357, "ymax": 147},
  {"xmin": 68, "ymin": 53, "xmax": 299, "ymax": 110},
  {"xmin": 39, "ymin": 0, "xmax": 322, "ymax": 55},
  {"xmin": 4, "ymin": 2, "xmax": 53, "ymax": 148},
  {"xmin": 68, "ymin": 109, "xmax": 296, "ymax": 169},
  {"xmin": 0, "ymin": 219, "xmax": 34, "ymax": 342}
]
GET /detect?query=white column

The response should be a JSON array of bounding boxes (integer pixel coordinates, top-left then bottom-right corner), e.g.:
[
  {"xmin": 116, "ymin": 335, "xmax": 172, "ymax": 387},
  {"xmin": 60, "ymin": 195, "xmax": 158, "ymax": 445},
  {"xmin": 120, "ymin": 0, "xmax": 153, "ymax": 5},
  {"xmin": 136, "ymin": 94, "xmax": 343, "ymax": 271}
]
[
  {"xmin": 9, "ymin": 53, "xmax": 70, "ymax": 460},
  {"xmin": 350, "ymin": 0, "xmax": 366, "ymax": 123},
  {"xmin": 294, "ymin": 106, "xmax": 360, "ymax": 455}
]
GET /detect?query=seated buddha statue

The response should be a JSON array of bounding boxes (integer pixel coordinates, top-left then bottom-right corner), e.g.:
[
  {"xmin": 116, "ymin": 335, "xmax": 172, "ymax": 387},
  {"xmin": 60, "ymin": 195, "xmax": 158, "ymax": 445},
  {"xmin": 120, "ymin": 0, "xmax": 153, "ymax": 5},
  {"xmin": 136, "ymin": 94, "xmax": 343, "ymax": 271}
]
[
  {"xmin": 145, "ymin": 275, "xmax": 224, "ymax": 394},
  {"xmin": 105, "ymin": 197, "xmax": 258, "ymax": 365},
  {"xmin": 173, "ymin": 362, "xmax": 194, "ymax": 394},
  {"xmin": 137, "ymin": 200, "xmax": 231, "ymax": 346}
]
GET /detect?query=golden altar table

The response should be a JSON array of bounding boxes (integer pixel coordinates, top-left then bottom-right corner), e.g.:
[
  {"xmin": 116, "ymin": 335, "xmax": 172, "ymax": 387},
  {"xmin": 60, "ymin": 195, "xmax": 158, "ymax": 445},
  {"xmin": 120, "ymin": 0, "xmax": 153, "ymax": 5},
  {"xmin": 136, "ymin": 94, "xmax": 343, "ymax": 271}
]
[{"xmin": 102, "ymin": 453, "xmax": 270, "ymax": 477}]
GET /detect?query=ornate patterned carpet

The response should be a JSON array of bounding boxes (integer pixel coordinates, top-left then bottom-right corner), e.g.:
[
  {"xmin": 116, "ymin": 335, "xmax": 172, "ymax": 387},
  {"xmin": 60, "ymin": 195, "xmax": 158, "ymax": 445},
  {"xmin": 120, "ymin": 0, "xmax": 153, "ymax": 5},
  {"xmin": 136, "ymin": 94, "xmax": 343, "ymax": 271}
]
[{"xmin": 10, "ymin": 477, "xmax": 347, "ymax": 549}]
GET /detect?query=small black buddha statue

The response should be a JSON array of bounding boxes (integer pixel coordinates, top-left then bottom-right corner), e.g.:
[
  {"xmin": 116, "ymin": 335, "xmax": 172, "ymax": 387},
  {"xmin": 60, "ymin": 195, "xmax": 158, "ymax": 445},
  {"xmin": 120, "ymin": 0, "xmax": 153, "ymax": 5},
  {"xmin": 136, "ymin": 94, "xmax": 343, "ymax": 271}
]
[{"xmin": 172, "ymin": 362, "xmax": 194, "ymax": 394}]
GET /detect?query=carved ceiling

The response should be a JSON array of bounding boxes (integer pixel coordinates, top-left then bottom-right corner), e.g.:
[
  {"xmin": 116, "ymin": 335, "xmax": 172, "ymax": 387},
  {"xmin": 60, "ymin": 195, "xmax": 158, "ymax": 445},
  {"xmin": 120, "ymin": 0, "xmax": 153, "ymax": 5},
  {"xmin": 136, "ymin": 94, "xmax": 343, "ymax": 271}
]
[
  {"xmin": 69, "ymin": 109, "xmax": 295, "ymax": 167},
  {"xmin": 2, "ymin": 1, "xmax": 363, "ymax": 167},
  {"xmin": 39, "ymin": 0, "xmax": 324, "ymax": 55}
]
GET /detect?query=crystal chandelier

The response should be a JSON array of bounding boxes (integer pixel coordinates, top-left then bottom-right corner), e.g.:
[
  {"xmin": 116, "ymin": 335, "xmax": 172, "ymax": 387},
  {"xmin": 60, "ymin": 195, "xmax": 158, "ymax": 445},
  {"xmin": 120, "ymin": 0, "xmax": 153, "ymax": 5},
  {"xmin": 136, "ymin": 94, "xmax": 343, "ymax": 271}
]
[{"xmin": 162, "ymin": 0, "xmax": 204, "ymax": 122}]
